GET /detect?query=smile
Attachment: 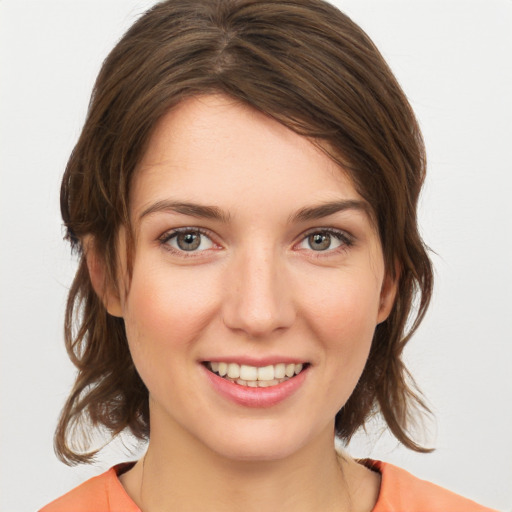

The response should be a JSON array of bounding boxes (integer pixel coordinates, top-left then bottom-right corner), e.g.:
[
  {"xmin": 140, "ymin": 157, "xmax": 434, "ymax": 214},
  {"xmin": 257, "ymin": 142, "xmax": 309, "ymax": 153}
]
[{"xmin": 205, "ymin": 361, "xmax": 307, "ymax": 388}]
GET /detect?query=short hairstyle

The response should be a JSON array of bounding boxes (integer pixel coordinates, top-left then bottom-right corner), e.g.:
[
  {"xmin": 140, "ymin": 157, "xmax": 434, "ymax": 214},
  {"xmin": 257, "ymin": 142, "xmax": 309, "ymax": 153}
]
[{"xmin": 56, "ymin": 0, "xmax": 433, "ymax": 464}]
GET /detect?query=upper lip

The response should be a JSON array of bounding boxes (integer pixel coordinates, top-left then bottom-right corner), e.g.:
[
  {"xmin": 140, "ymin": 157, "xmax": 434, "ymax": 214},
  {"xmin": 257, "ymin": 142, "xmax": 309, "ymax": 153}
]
[{"xmin": 201, "ymin": 356, "xmax": 309, "ymax": 367}]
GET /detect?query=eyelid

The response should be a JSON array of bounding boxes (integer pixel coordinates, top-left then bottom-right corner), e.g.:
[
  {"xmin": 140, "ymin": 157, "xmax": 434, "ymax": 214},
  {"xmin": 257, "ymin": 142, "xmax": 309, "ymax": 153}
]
[
  {"xmin": 156, "ymin": 225, "xmax": 354, "ymax": 258},
  {"xmin": 158, "ymin": 226, "xmax": 221, "ymax": 256},
  {"xmin": 294, "ymin": 227, "xmax": 354, "ymax": 254}
]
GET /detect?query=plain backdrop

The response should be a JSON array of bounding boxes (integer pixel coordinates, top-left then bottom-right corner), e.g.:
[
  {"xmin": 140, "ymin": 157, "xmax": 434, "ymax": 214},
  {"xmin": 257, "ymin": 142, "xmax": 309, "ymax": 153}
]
[{"xmin": 1, "ymin": 1, "xmax": 511, "ymax": 511}]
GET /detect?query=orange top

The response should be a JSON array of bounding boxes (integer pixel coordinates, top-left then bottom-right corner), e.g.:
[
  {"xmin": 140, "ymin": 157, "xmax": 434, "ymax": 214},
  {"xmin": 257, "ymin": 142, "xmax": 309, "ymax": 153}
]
[{"xmin": 39, "ymin": 459, "xmax": 497, "ymax": 512}]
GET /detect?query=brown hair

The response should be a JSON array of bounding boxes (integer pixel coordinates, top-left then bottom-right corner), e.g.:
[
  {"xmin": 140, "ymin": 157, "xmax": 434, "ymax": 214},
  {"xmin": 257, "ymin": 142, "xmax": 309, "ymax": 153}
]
[{"xmin": 56, "ymin": 0, "xmax": 433, "ymax": 464}]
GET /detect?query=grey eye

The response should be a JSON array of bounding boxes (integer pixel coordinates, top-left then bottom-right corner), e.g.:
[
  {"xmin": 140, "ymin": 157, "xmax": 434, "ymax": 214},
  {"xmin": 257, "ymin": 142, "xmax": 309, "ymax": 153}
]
[
  {"xmin": 177, "ymin": 232, "xmax": 201, "ymax": 251},
  {"xmin": 166, "ymin": 230, "xmax": 214, "ymax": 252},
  {"xmin": 308, "ymin": 233, "xmax": 332, "ymax": 251},
  {"xmin": 297, "ymin": 230, "xmax": 347, "ymax": 253}
]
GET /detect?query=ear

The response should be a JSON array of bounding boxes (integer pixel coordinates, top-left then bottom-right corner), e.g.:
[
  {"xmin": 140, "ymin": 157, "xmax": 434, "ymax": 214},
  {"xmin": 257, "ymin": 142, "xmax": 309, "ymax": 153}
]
[
  {"xmin": 377, "ymin": 265, "xmax": 399, "ymax": 324},
  {"xmin": 83, "ymin": 236, "xmax": 123, "ymax": 318}
]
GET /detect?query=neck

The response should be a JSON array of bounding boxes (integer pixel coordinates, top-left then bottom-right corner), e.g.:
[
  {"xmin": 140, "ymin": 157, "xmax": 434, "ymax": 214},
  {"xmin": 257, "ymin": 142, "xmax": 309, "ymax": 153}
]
[{"xmin": 120, "ymin": 414, "xmax": 379, "ymax": 512}]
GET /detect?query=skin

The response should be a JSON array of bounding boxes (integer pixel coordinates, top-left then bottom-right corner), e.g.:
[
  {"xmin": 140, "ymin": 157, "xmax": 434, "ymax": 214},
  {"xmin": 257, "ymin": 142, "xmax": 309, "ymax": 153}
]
[{"xmin": 88, "ymin": 94, "xmax": 397, "ymax": 511}]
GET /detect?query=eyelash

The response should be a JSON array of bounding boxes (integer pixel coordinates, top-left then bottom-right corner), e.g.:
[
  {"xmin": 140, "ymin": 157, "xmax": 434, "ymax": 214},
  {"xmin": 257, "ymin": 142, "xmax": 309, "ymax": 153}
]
[
  {"xmin": 297, "ymin": 228, "xmax": 354, "ymax": 258},
  {"xmin": 157, "ymin": 227, "xmax": 354, "ymax": 258},
  {"xmin": 158, "ymin": 227, "xmax": 217, "ymax": 258}
]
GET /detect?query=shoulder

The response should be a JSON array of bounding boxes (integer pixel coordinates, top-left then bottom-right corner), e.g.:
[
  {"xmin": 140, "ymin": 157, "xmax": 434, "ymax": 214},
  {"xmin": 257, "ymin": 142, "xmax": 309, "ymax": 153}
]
[
  {"xmin": 39, "ymin": 463, "xmax": 140, "ymax": 512},
  {"xmin": 365, "ymin": 459, "xmax": 498, "ymax": 512}
]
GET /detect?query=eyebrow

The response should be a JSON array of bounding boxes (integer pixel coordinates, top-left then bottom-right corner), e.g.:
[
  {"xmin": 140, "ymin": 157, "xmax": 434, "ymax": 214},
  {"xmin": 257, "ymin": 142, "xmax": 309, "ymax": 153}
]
[
  {"xmin": 139, "ymin": 199, "xmax": 369, "ymax": 224},
  {"xmin": 139, "ymin": 200, "xmax": 232, "ymax": 223},
  {"xmin": 289, "ymin": 199, "xmax": 370, "ymax": 223}
]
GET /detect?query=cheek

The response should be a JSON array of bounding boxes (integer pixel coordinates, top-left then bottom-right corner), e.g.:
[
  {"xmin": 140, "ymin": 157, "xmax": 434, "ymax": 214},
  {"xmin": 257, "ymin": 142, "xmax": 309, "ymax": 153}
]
[
  {"xmin": 304, "ymin": 268, "xmax": 381, "ymax": 342},
  {"xmin": 300, "ymin": 268, "xmax": 381, "ymax": 389},
  {"xmin": 121, "ymin": 264, "xmax": 219, "ymax": 367}
]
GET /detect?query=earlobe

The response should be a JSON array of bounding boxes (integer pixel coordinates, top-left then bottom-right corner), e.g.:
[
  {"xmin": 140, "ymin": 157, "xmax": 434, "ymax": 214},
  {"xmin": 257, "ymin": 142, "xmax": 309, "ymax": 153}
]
[
  {"xmin": 377, "ymin": 268, "xmax": 399, "ymax": 324},
  {"xmin": 83, "ymin": 236, "xmax": 123, "ymax": 318}
]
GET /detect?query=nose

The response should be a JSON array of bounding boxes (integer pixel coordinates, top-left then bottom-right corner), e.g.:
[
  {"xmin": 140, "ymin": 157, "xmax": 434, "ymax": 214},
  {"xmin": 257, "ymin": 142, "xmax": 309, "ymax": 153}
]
[{"xmin": 221, "ymin": 246, "xmax": 296, "ymax": 339}]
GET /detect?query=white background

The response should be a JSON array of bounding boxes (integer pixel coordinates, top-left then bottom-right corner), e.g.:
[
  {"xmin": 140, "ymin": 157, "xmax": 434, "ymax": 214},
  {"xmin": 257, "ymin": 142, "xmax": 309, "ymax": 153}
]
[{"xmin": 1, "ymin": 1, "xmax": 511, "ymax": 511}]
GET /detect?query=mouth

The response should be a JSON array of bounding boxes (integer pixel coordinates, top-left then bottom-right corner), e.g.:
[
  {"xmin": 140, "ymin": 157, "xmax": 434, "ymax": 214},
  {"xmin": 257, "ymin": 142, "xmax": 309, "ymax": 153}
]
[{"xmin": 203, "ymin": 361, "xmax": 308, "ymax": 388}]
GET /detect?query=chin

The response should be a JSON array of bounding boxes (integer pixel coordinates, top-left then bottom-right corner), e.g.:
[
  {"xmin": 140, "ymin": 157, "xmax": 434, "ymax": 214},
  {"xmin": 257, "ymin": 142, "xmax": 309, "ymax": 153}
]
[
  {"xmin": 210, "ymin": 440, "xmax": 301, "ymax": 463},
  {"xmin": 199, "ymin": 420, "xmax": 323, "ymax": 463}
]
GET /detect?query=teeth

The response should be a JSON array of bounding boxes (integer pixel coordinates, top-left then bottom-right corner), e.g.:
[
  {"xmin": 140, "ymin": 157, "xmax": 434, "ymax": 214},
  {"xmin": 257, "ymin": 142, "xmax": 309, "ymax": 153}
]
[
  {"xmin": 207, "ymin": 361, "xmax": 306, "ymax": 387},
  {"xmin": 218, "ymin": 362, "xmax": 228, "ymax": 376},
  {"xmin": 259, "ymin": 379, "xmax": 279, "ymax": 387},
  {"xmin": 257, "ymin": 365, "xmax": 274, "ymax": 381},
  {"xmin": 240, "ymin": 364, "xmax": 258, "ymax": 381},
  {"xmin": 227, "ymin": 363, "xmax": 240, "ymax": 379},
  {"xmin": 274, "ymin": 363, "xmax": 285, "ymax": 379}
]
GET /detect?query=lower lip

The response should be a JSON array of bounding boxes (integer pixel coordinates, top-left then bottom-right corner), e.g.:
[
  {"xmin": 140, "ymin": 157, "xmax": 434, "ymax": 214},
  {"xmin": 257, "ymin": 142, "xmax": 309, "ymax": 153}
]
[{"xmin": 202, "ymin": 365, "xmax": 308, "ymax": 408}]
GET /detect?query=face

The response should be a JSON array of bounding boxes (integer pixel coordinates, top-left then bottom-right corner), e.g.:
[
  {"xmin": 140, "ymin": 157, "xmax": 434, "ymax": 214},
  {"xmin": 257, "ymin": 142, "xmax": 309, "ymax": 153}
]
[{"xmin": 99, "ymin": 94, "xmax": 396, "ymax": 462}]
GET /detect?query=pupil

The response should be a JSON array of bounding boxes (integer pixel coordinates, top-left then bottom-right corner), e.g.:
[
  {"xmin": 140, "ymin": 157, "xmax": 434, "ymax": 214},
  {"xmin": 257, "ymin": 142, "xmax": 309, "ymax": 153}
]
[
  {"xmin": 309, "ymin": 233, "xmax": 331, "ymax": 251},
  {"xmin": 177, "ymin": 232, "xmax": 201, "ymax": 251}
]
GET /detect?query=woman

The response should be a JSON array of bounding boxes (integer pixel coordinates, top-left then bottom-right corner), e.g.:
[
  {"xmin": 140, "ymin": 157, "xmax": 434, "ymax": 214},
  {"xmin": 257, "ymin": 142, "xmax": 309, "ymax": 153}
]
[{"xmin": 40, "ymin": 0, "xmax": 496, "ymax": 510}]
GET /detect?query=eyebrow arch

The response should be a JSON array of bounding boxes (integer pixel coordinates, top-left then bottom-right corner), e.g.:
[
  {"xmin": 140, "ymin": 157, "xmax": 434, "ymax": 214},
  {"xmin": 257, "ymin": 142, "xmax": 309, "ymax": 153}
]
[
  {"xmin": 139, "ymin": 198, "xmax": 369, "ymax": 225},
  {"xmin": 139, "ymin": 200, "xmax": 232, "ymax": 223},
  {"xmin": 289, "ymin": 199, "xmax": 370, "ymax": 223}
]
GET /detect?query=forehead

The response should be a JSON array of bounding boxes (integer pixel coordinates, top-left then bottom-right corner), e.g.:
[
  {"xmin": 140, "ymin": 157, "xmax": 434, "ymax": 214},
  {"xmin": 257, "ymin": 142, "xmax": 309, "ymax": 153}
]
[{"xmin": 131, "ymin": 94, "xmax": 367, "ymax": 221}]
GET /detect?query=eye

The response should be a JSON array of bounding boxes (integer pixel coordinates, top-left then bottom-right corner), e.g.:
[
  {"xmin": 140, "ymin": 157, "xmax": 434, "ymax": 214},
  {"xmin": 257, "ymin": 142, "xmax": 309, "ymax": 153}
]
[
  {"xmin": 160, "ymin": 228, "xmax": 215, "ymax": 252},
  {"xmin": 297, "ymin": 229, "xmax": 352, "ymax": 252}
]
